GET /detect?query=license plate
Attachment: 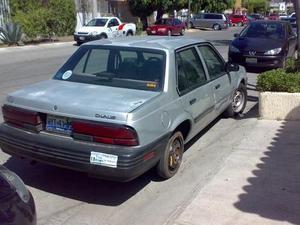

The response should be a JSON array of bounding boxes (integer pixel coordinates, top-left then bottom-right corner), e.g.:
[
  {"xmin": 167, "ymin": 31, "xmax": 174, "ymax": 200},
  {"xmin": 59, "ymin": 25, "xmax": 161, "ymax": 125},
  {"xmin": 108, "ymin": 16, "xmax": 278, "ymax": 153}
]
[
  {"xmin": 46, "ymin": 115, "xmax": 72, "ymax": 135},
  {"xmin": 246, "ymin": 58, "xmax": 257, "ymax": 64},
  {"xmin": 90, "ymin": 152, "xmax": 118, "ymax": 168},
  {"xmin": 79, "ymin": 36, "xmax": 85, "ymax": 40},
  {"xmin": 151, "ymin": 30, "xmax": 156, "ymax": 34}
]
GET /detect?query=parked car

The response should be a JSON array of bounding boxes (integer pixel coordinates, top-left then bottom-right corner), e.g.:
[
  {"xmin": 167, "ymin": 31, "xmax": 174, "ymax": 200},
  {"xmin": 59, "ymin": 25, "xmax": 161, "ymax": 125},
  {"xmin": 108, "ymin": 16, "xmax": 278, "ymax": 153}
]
[
  {"xmin": 249, "ymin": 13, "xmax": 264, "ymax": 20},
  {"xmin": 146, "ymin": 18, "xmax": 185, "ymax": 36},
  {"xmin": 0, "ymin": 37, "xmax": 247, "ymax": 181},
  {"xmin": 229, "ymin": 14, "xmax": 249, "ymax": 26},
  {"xmin": 229, "ymin": 21, "xmax": 297, "ymax": 68},
  {"xmin": 0, "ymin": 165, "xmax": 36, "ymax": 225},
  {"xmin": 190, "ymin": 13, "xmax": 229, "ymax": 30},
  {"xmin": 73, "ymin": 17, "xmax": 136, "ymax": 45},
  {"xmin": 267, "ymin": 13, "xmax": 280, "ymax": 20}
]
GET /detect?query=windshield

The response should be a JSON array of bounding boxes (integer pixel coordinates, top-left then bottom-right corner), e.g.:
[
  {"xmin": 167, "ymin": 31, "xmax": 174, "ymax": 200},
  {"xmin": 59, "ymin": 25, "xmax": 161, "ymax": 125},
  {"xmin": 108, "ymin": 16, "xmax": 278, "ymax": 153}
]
[
  {"xmin": 54, "ymin": 46, "xmax": 166, "ymax": 92},
  {"xmin": 86, "ymin": 18, "xmax": 108, "ymax": 27},
  {"xmin": 155, "ymin": 19, "xmax": 173, "ymax": 25},
  {"xmin": 240, "ymin": 22, "xmax": 285, "ymax": 40}
]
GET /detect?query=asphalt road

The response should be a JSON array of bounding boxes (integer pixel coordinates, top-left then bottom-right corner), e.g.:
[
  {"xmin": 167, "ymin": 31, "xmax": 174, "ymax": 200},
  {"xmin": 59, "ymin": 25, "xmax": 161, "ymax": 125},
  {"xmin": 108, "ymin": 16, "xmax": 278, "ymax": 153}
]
[{"xmin": 0, "ymin": 27, "xmax": 259, "ymax": 225}]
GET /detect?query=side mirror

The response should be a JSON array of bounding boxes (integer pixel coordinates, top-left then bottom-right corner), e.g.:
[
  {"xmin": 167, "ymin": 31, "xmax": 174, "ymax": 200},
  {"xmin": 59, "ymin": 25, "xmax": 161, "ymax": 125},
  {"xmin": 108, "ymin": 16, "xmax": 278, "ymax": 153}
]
[
  {"xmin": 234, "ymin": 33, "xmax": 240, "ymax": 38},
  {"xmin": 226, "ymin": 62, "xmax": 239, "ymax": 72}
]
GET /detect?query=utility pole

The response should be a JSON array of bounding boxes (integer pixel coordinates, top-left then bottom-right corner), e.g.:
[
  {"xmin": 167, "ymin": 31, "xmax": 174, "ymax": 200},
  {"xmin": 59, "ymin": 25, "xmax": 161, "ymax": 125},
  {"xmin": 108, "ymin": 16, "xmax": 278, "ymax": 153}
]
[
  {"xmin": 92, "ymin": 0, "xmax": 97, "ymax": 18},
  {"xmin": 187, "ymin": 0, "xmax": 191, "ymax": 29},
  {"xmin": 293, "ymin": 0, "xmax": 300, "ymax": 62}
]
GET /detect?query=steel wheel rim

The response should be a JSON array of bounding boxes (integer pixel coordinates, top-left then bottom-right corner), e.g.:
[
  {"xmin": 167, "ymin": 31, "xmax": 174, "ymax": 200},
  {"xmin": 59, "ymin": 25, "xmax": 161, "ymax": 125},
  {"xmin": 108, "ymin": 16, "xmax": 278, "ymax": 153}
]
[
  {"xmin": 232, "ymin": 90, "xmax": 244, "ymax": 113},
  {"xmin": 168, "ymin": 138, "xmax": 182, "ymax": 172}
]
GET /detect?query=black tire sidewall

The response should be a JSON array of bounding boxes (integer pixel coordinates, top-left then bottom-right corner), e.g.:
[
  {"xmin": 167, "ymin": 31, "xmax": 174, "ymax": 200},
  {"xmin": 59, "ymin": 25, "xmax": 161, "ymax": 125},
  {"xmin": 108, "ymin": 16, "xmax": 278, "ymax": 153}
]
[
  {"xmin": 157, "ymin": 131, "xmax": 184, "ymax": 179},
  {"xmin": 224, "ymin": 83, "xmax": 247, "ymax": 117}
]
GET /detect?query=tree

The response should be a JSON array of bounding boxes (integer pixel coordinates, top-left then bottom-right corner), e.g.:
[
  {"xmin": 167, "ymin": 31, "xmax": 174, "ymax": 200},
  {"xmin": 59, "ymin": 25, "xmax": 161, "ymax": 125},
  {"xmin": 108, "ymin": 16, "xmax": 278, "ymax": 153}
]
[
  {"xmin": 191, "ymin": 0, "xmax": 234, "ymax": 13},
  {"xmin": 242, "ymin": 0, "xmax": 267, "ymax": 14}
]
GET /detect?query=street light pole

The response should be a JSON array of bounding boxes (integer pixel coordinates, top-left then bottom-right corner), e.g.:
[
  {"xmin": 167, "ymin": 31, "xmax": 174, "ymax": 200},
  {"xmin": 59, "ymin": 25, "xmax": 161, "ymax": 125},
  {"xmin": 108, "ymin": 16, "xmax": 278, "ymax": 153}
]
[{"xmin": 187, "ymin": 0, "xmax": 191, "ymax": 30}]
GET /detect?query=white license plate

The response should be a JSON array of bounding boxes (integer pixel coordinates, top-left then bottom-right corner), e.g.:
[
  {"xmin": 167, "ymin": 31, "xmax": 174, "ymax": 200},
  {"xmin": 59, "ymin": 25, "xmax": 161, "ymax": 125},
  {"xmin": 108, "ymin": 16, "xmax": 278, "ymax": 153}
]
[
  {"xmin": 151, "ymin": 30, "xmax": 156, "ymax": 34},
  {"xmin": 79, "ymin": 36, "xmax": 85, "ymax": 40},
  {"xmin": 90, "ymin": 152, "xmax": 118, "ymax": 168},
  {"xmin": 46, "ymin": 115, "xmax": 72, "ymax": 135},
  {"xmin": 246, "ymin": 58, "xmax": 257, "ymax": 64}
]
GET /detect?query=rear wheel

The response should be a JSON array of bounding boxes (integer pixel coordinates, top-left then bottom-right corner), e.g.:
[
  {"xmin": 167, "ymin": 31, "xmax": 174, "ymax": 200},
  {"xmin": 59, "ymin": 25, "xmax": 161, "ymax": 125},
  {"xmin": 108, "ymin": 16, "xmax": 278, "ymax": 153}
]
[
  {"xmin": 180, "ymin": 28, "xmax": 185, "ymax": 36},
  {"xmin": 189, "ymin": 22, "xmax": 194, "ymax": 29},
  {"xmin": 168, "ymin": 30, "xmax": 172, "ymax": 36},
  {"xmin": 99, "ymin": 33, "xmax": 107, "ymax": 39},
  {"xmin": 213, "ymin": 24, "xmax": 221, "ymax": 31},
  {"xmin": 126, "ymin": 30, "xmax": 133, "ymax": 36},
  {"xmin": 157, "ymin": 132, "xmax": 184, "ymax": 179},
  {"xmin": 237, "ymin": 22, "xmax": 243, "ymax": 27},
  {"xmin": 224, "ymin": 83, "xmax": 247, "ymax": 117}
]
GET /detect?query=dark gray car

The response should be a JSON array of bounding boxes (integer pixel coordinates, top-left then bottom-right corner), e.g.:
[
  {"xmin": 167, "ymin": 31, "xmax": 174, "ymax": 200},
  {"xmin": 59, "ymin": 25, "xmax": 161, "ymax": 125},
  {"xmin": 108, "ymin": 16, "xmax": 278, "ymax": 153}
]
[{"xmin": 190, "ymin": 13, "xmax": 229, "ymax": 30}]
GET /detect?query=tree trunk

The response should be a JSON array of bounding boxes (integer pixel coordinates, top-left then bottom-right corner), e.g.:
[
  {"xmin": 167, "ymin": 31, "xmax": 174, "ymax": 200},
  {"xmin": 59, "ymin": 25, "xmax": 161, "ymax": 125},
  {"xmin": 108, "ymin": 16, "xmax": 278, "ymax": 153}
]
[
  {"xmin": 140, "ymin": 16, "xmax": 148, "ymax": 30},
  {"xmin": 293, "ymin": 0, "xmax": 300, "ymax": 70},
  {"xmin": 156, "ymin": 8, "xmax": 164, "ymax": 21}
]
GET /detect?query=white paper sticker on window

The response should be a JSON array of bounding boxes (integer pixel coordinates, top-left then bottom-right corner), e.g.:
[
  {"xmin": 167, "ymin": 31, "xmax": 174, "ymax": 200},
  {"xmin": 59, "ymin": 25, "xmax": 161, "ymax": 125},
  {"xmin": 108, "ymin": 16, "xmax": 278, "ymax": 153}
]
[{"xmin": 62, "ymin": 70, "xmax": 72, "ymax": 80}]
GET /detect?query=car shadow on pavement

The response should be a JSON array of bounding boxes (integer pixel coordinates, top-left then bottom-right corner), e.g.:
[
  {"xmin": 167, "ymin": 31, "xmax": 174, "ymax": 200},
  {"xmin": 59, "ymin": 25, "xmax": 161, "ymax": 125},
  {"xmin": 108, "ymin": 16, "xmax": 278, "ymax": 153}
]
[
  {"xmin": 3, "ymin": 157, "xmax": 155, "ymax": 206},
  {"xmin": 234, "ymin": 106, "xmax": 300, "ymax": 224}
]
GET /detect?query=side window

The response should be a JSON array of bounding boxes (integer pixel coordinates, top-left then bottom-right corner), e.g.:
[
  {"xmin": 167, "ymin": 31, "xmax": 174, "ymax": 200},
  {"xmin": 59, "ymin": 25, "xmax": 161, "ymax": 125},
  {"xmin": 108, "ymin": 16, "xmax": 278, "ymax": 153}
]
[
  {"xmin": 74, "ymin": 49, "xmax": 109, "ymax": 74},
  {"xmin": 113, "ymin": 19, "xmax": 120, "ymax": 26},
  {"xmin": 198, "ymin": 45, "xmax": 226, "ymax": 80},
  {"xmin": 176, "ymin": 47, "xmax": 207, "ymax": 94}
]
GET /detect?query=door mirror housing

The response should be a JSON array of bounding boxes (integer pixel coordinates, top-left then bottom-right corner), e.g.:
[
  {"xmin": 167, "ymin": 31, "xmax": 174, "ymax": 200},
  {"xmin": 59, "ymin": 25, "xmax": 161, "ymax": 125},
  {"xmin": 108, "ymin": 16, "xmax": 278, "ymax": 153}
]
[
  {"xmin": 234, "ymin": 33, "xmax": 240, "ymax": 38},
  {"xmin": 226, "ymin": 62, "xmax": 240, "ymax": 72}
]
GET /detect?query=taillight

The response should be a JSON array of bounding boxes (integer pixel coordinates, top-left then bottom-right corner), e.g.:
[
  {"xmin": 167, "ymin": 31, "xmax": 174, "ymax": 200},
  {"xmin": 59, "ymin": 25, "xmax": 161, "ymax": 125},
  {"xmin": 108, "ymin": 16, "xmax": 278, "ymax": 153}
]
[
  {"xmin": 118, "ymin": 23, "xmax": 126, "ymax": 31},
  {"xmin": 2, "ymin": 105, "xmax": 42, "ymax": 131},
  {"xmin": 72, "ymin": 120, "xmax": 139, "ymax": 146}
]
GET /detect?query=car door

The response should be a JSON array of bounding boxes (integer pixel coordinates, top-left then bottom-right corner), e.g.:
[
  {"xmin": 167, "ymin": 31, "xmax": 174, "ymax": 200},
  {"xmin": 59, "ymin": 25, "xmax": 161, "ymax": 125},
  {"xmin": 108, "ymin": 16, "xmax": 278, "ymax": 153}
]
[
  {"xmin": 107, "ymin": 18, "xmax": 120, "ymax": 38},
  {"xmin": 176, "ymin": 46, "xmax": 215, "ymax": 135},
  {"xmin": 174, "ymin": 19, "xmax": 182, "ymax": 34},
  {"xmin": 198, "ymin": 44, "xmax": 233, "ymax": 115}
]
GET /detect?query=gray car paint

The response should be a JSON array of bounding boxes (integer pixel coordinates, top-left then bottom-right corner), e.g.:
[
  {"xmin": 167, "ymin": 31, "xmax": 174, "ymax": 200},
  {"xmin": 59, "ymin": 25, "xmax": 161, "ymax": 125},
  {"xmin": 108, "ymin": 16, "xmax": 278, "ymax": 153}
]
[{"xmin": 3, "ymin": 37, "xmax": 247, "ymax": 147}]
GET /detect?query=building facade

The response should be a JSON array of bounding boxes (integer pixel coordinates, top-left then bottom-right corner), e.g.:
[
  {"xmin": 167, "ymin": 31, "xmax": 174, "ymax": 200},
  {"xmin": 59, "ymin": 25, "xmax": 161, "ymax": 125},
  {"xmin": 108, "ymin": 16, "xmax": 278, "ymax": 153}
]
[
  {"xmin": 0, "ymin": 0, "xmax": 10, "ymax": 27},
  {"xmin": 74, "ymin": 0, "xmax": 137, "ymax": 30}
]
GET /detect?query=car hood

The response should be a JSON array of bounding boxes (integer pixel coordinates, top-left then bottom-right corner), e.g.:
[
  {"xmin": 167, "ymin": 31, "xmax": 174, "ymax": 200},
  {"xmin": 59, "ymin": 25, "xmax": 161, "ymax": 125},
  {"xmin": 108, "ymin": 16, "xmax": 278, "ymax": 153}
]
[
  {"xmin": 76, "ymin": 26, "xmax": 105, "ymax": 33},
  {"xmin": 5, "ymin": 80, "xmax": 161, "ymax": 123},
  {"xmin": 232, "ymin": 37, "xmax": 284, "ymax": 52}
]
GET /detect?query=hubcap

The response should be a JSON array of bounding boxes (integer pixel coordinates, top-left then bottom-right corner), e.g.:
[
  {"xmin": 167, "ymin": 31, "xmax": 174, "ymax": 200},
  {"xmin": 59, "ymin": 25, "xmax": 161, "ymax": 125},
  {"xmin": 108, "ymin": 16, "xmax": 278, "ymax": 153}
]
[
  {"xmin": 232, "ymin": 90, "xmax": 244, "ymax": 113},
  {"xmin": 168, "ymin": 138, "xmax": 182, "ymax": 172}
]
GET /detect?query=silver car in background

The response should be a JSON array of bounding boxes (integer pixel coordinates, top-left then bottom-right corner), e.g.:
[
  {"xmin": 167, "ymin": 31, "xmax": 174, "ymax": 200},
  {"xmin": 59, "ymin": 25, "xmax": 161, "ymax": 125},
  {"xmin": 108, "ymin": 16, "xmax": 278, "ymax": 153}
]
[
  {"xmin": 190, "ymin": 13, "xmax": 229, "ymax": 30},
  {"xmin": 0, "ymin": 37, "xmax": 247, "ymax": 181}
]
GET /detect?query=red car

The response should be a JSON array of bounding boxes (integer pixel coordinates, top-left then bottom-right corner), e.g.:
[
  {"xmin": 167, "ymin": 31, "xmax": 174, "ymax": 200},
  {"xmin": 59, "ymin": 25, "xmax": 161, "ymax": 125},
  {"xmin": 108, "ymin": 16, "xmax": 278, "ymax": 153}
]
[
  {"xmin": 229, "ymin": 15, "xmax": 249, "ymax": 26},
  {"xmin": 268, "ymin": 13, "xmax": 280, "ymax": 20},
  {"xmin": 146, "ymin": 18, "xmax": 185, "ymax": 36}
]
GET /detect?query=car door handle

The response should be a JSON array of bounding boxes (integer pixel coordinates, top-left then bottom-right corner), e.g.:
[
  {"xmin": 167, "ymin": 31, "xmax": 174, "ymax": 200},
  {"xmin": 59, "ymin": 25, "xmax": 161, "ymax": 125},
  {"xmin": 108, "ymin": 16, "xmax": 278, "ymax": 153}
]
[
  {"xmin": 215, "ymin": 84, "xmax": 221, "ymax": 89},
  {"xmin": 190, "ymin": 98, "xmax": 197, "ymax": 105}
]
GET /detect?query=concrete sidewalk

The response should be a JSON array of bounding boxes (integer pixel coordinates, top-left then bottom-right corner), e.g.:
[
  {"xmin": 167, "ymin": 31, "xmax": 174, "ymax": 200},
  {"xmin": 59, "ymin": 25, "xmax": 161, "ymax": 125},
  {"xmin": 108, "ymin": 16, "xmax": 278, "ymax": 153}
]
[{"xmin": 171, "ymin": 120, "xmax": 300, "ymax": 225}]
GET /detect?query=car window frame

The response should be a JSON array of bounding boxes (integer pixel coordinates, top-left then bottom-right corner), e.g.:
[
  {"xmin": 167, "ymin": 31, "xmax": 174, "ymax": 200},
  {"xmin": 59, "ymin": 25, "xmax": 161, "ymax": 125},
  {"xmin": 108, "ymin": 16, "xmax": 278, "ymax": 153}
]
[
  {"xmin": 197, "ymin": 43, "xmax": 227, "ymax": 81},
  {"xmin": 175, "ymin": 45, "xmax": 209, "ymax": 96}
]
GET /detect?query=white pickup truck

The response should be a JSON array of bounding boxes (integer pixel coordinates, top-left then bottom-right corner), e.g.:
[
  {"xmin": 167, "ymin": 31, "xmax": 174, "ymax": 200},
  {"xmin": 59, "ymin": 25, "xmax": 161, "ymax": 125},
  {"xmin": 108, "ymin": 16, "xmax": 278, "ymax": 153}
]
[{"xmin": 74, "ymin": 17, "xmax": 136, "ymax": 45}]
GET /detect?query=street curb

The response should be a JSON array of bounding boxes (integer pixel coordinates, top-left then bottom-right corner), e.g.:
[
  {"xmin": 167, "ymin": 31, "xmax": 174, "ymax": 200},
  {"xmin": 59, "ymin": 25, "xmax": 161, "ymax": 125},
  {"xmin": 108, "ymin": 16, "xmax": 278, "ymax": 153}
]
[{"xmin": 0, "ymin": 41, "xmax": 75, "ymax": 52}]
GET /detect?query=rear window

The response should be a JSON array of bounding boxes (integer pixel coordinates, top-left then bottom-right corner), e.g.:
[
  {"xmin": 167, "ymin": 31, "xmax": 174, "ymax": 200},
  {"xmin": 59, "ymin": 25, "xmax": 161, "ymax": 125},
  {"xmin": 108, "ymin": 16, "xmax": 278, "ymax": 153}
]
[
  {"xmin": 233, "ymin": 15, "xmax": 243, "ymax": 18},
  {"xmin": 155, "ymin": 19, "xmax": 173, "ymax": 25},
  {"xmin": 205, "ymin": 14, "xmax": 222, "ymax": 19},
  {"xmin": 54, "ymin": 46, "xmax": 166, "ymax": 92}
]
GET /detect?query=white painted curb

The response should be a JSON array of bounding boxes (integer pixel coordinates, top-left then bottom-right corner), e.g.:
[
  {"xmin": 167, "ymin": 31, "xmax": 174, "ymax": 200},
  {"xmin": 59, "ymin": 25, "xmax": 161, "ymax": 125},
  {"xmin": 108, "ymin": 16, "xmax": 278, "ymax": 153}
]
[{"xmin": 0, "ymin": 41, "xmax": 75, "ymax": 52}]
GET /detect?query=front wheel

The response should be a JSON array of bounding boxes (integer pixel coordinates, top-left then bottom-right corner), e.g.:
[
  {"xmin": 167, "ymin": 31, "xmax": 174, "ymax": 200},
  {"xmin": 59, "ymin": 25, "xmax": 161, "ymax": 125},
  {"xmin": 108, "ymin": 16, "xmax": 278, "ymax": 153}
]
[
  {"xmin": 180, "ymin": 28, "xmax": 185, "ymax": 36},
  {"xmin": 224, "ymin": 83, "xmax": 247, "ymax": 117},
  {"xmin": 167, "ymin": 30, "xmax": 172, "ymax": 36},
  {"xmin": 213, "ymin": 24, "xmax": 221, "ymax": 31},
  {"xmin": 157, "ymin": 132, "xmax": 184, "ymax": 179}
]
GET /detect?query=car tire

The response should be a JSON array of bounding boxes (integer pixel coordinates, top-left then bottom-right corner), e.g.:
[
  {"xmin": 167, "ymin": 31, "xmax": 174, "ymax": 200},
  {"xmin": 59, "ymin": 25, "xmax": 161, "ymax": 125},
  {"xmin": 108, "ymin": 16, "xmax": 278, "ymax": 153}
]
[
  {"xmin": 224, "ymin": 83, "xmax": 247, "ymax": 117},
  {"xmin": 76, "ymin": 41, "xmax": 82, "ymax": 46},
  {"xmin": 213, "ymin": 24, "xmax": 221, "ymax": 31},
  {"xmin": 189, "ymin": 22, "xmax": 194, "ymax": 29},
  {"xmin": 157, "ymin": 131, "xmax": 184, "ymax": 179},
  {"xmin": 168, "ymin": 30, "xmax": 172, "ymax": 36},
  {"xmin": 100, "ymin": 33, "xmax": 107, "ymax": 39},
  {"xmin": 180, "ymin": 28, "xmax": 185, "ymax": 36},
  {"xmin": 126, "ymin": 30, "xmax": 133, "ymax": 36},
  {"xmin": 237, "ymin": 22, "xmax": 243, "ymax": 27}
]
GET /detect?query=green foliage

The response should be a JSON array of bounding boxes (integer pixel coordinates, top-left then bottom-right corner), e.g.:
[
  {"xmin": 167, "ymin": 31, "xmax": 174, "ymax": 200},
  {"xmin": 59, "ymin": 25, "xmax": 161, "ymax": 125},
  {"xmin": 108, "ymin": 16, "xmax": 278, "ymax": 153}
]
[
  {"xmin": 242, "ymin": 0, "xmax": 267, "ymax": 14},
  {"xmin": 257, "ymin": 68, "xmax": 300, "ymax": 93},
  {"xmin": 191, "ymin": 0, "xmax": 234, "ymax": 13},
  {"xmin": 0, "ymin": 22, "xmax": 23, "ymax": 45},
  {"xmin": 9, "ymin": 0, "xmax": 76, "ymax": 39}
]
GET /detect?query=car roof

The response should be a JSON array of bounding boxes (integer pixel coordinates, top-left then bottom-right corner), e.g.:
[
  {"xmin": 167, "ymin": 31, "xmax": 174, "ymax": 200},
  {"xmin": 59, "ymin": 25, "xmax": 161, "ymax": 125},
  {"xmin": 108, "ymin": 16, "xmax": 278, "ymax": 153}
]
[
  {"xmin": 250, "ymin": 20, "xmax": 289, "ymax": 25},
  {"xmin": 84, "ymin": 37, "xmax": 207, "ymax": 51}
]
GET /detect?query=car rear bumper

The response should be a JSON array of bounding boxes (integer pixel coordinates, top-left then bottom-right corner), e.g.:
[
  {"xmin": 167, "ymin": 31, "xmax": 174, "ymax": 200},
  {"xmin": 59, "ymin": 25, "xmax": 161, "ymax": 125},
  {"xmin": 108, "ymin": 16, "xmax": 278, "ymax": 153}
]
[
  {"xmin": 0, "ymin": 123, "xmax": 169, "ymax": 182},
  {"xmin": 229, "ymin": 52, "xmax": 284, "ymax": 68}
]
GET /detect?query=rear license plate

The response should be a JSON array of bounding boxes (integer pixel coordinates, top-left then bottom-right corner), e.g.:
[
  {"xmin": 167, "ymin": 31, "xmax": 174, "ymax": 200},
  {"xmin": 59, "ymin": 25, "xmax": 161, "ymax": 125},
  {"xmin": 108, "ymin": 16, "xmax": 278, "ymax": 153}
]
[
  {"xmin": 46, "ymin": 115, "xmax": 72, "ymax": 135},
  {"xmin": 90, "ymin": 151, "xmax": 118, "ymax": 168},
  {"xmin": 246, "ymin": 58, "xmax": 257, "ymax": 64},
  {"xmin": 79, "ymin": 36, "xmax": 85, "ymax": 40},
  {"xmin": 151, "ymin": 30, "xmax": 156, "ymax": 34}
]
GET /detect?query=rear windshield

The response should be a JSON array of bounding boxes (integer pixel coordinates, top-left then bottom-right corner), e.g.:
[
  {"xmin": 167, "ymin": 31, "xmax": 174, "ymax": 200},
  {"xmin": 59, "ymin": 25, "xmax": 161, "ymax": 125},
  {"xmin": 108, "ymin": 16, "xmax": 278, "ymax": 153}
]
[
  {"xmin": 241, "ymin": 22, "xmax": 285, "ymax": 40},
  {"xmin": 86, "ymin": 18, "xmax": 108, "ymax": 27},
  {"xmin": 155, "ymin": 19, "xmax": 173, "ymax": 25},
  {"xmin": 54, "ymin": 46, "xmax": 166, "ymax": 92}
]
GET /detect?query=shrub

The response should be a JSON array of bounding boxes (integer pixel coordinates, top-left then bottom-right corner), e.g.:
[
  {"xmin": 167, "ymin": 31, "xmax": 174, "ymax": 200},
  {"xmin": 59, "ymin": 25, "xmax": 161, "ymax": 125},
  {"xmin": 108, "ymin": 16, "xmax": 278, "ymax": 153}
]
[
  {"xmin": 257, "ymin": 68, "xmax": 300, "ymax": 93},
  {"xmin": 0, "ymin": 22, "xmax": 23, "ymax": 45},
  {"xmin": 10, "ymin": 0, "xmax": 76, "ymax": 39}
]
